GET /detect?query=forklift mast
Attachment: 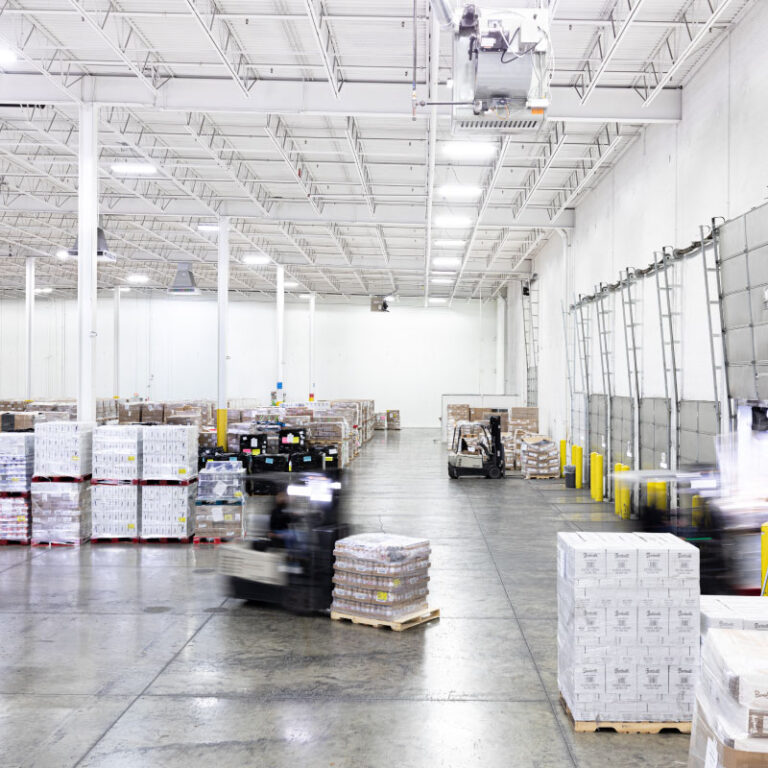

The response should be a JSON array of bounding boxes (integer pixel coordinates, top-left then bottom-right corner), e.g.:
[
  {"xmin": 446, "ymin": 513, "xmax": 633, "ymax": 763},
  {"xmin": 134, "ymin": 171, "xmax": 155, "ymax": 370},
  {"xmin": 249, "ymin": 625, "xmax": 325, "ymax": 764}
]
[{"xmin": 488, "ymin": 415, "xmax": 503, "ymax": 456}]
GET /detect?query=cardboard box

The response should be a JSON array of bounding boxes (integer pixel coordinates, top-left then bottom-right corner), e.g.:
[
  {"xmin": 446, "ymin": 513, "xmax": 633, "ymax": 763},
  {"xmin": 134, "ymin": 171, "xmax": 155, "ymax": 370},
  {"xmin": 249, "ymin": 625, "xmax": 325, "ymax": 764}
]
[{"xmin": 118, "ymin": 402, "xmax": 142, "ymax": 424}]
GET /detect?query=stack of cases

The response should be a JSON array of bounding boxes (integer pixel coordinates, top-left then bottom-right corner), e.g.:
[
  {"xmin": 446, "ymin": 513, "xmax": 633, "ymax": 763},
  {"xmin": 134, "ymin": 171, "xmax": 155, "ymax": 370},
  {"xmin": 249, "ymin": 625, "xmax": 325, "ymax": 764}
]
[
  {"xmin": 500, "ymin": 433, "xmax": 516, "ymax": 470},
  {"xmin": 557, "ymin": 532, "xmax": 700, "ymax": 725},
  {"xmin": 0, "ymin": 433, "xmax": 34, "ymax": 542},
  {"xmin": 374, "ymin": 413, "xmax": 388, "ymax": 430},
  {"xmin": 91, "ymin": 425, "xmax": 142, "ymax": 539},
  {"xmin": 446, "ymin": 404, "xmax": 470, "ymax": 438},
  {"xmin": 386, "ymin": 410, "xmax": 401, "ymax": 430},
  {"xmin": 688, "ymin": 630, "xmax": 768, "ymax": 767},
  {"xmin": 32, "ymin": 422, "xmax": 94, "ymax": 544},
  {"xmin": 509, "ymin": 407, "xmax": 539, "ymax": 467},
  {"xmin": 195, "ymin": 461, "xmax": 245, "ymax": 541},
  {"xmin": 141, "ymin": 425, "xmax": 198, "ymax": 540},
  {"xmin": 332, "ymin": 533, "xmax": 431, "ymax": 621},
  {"xmin": 520, "ymin": 435, "xmax": 560, "ymax": 478}
]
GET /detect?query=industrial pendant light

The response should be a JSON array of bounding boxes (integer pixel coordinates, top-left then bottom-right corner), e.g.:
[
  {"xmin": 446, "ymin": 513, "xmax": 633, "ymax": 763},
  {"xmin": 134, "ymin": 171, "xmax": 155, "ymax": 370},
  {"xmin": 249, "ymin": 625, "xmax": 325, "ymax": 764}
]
[{"xmin": 167, "ymin": 262, "xmax": 200, "ymax": 295}]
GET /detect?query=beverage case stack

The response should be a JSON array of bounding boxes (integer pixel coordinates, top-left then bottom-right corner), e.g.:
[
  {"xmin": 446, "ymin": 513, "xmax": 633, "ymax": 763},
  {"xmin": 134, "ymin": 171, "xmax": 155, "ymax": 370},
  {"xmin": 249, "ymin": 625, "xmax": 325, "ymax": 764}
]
[
  {"xmin": 0, "ymin": 433, "xmax": 34, "ymax": 542},
  {"xmin": 557, "ymin": 532, "xmax": 700, "ymax": 725},
  {"xmin": 141, "ymin": 425, "xmax": 198, "ymax": 540},
  {"xmin": 32, "ymin": 422, "xmax": 94, "ymax": 544},
  {"xmin": 332, "ymin": 533, "xmax": 432, "ymax": 621},
  {"xmin": 195, "ymin": 461, "xmax": 245, "ymax": 541},
  {"xmin": 688, "ymin": 630, "xmax": 768, "ymax": 767},
  {"xmin": 91, "ymin": 426, "xmax": 143, "ymax": 540},
  {"xmin": 700, "ymin": 595, "xmax": 768, "ymax": 637}
]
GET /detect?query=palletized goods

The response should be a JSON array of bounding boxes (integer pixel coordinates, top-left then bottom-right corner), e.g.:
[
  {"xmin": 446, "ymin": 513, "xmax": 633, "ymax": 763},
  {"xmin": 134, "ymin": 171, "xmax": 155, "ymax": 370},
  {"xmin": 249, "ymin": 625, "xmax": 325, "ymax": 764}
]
[
  {"xmin": 93, "ymin": 425, "xmax": 142, "ymax": 481},
  {"xmin": 33, "ymin": 421, "xmax": 94, "ymax": 478},
  {"xmin": 0, "ymin": 433, "xmax": 34, "ymax": 491},
  {"xmin": 0, "ymin": 496, "xmax": 30, "ymax": 542},
  {"xmin": 142, "ymin": 425, "xmax": 198, "ymax": 481},
  {"xmin": 91, "ymin": 483, "xmax": 140, "ymax": 538},
  {"xmin": 141, "ymin": 483, "xmax": 194, "ymax": 539},
  {"xmin": 31, "ymin": 481, "xmax": 91, "ymax": 544},
  {"xmin": 520, "ymin": 434, "xmax": 560, "ymax": 478}
]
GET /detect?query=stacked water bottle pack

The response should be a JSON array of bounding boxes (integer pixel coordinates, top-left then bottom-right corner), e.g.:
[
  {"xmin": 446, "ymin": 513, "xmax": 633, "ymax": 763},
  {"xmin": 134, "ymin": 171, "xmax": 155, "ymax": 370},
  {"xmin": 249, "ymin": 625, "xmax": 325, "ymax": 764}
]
[
  {"xmin": 0, "ymin": 433, "xmax": 35, "ymax": 542},
  {"xmin": 331, "ymin": 533, "xmax": 432, "ymax": 621},
  {"xmin": 194, "ymin": 460, "xmax": 245, "ymax": 541}
]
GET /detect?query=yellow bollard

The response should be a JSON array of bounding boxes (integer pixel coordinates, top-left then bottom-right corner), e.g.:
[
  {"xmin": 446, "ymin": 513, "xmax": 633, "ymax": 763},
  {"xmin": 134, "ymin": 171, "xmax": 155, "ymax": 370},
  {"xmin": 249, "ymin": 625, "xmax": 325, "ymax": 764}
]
[
  {"xmin": 614, "ymin": 464, "xmax": 623, "ymax": 515},
  {"xmin": 646, "ymin": 482, "xmax": 656, "ymax": 510},
  {"xmin": 620, "ymin": 465, "xmax": 631, "ymax": 519},
  {"xmin": 692, "ymin": 495, "xmax": 702, "ymax": 528},
  {"xmin": 216, "ymin": 408, "xmax": 228, "ymax": 450},
  {"xmin": 589, "ymin": 453, "xmax": 597, "ymax": 500},
  {"xmin": 761, "ymin": 523, "xmax": 768, "ymax": 596},
  {"xmin": 656, "ymin": 482, "xmax": 668, "ymax": 511},
  {"xmin": 592, "ymin": 453, "xmax": 604, "ymax": 502},
  {"xmin": 560, "ymin": 440, "xmax": 567, "ymax": 478},
  {"xmin": 573, "ymin": 445, "xmax": 583, "ymax": 489}
]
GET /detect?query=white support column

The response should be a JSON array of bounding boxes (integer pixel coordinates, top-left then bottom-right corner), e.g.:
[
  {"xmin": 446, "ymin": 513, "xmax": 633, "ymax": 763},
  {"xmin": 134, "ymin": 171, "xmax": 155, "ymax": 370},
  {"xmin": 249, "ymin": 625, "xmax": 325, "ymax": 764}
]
[
  {"xmin": 276, "ymin": 264, "xmax": 285, "ymax": 404},
  {"xmin": 25, "ymin": 257, "xmax": 35, "ymax": 400},
  {"xmin": 77, "ymin": 103, "xmax": 98, "ymax": 424},
  {"xmin": 308, "ymin": 292, "xmax": 316, "ymax": 401},
  {"xmin": 496, "ymin": 294, "xmax": 506, "ymax": 394},
  {"xmin": 113, "ymin": 286, "xmax": 120, "ymax": 400},
  {"xmin": 217, "ymin": 216, "xmax": 230, "ymax": 447}
]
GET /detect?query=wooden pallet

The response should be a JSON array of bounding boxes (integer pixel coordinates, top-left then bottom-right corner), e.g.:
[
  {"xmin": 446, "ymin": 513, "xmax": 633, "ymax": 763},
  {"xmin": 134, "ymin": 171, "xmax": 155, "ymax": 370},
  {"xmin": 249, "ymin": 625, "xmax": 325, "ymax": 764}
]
[
  {"xmin": 560, "ymin": 696, "xmax": 691, "ymax": 735},
  {"xmin": 526, "ymin": 474, "xmax": 561, "ymax": 480},
  {"xmin": 330, "ymin": 607, "xmax": 440, "ymax": 632},
  {"xmin": 193, "ymin": 535, "xmax": 235, "ymax": 546}
]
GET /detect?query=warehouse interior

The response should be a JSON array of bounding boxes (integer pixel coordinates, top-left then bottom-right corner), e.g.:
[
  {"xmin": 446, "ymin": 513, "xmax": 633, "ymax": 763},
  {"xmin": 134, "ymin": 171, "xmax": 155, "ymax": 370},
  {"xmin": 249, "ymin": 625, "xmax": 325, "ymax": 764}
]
[{"xmin": 1, "ymin": 0, "xmax": 767, "ymax": 766}]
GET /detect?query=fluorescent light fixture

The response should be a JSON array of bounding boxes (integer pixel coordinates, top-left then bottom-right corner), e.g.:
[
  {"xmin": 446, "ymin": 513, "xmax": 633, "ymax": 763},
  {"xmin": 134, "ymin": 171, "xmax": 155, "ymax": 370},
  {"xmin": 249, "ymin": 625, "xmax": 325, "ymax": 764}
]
[
  {"xmin": 0, "ymin": 47, "xmax": 17, "ymax": 67},
  {"xmin": 34, "ymin": 287, "xmax": 52, "ymax": 295},
  {"xmin": 442, "ymin": 141, "xmax": 497, "ymax": 160},
  {"xmin": 431, "ymin": 277, "xmax": 454, "ymax": 285},
  {"xmin": 429, "ymin": 297, "xmax": 447, "ymax": 304},
  {"xmin": 432, "ymin": 255, "xmax": 461, "ymax": 267},
  {"xmin": 55, "ymin": 249, "xmax": 69, "ymax": 260},
  {"xmin": 431, "ymin": 270, "xmax": 456, "ymax": 276},
  {"xmin": 119, "ymin": 286, "xmax": 131, "ymax": 293},
  {"xmin": 243, "ymin": 253, "xmax": 270, "ymax": 265},
  {"xmin": 197, "ymin": 223, "xmax": 219, "ymax": 232},
  {"xmin": 284, "ymin": 281, "xmax": 298, "ymax": 289},
  {"xmin": 434, "ymin": 214, "xmax": 472, "ymax": 228},
  {"xmin": 433, "ymin": 240, "xmax": 465, "ymax": 248},
  {"xmin": 299, "ymin": 293, "xmax": 312, "ymax": 299},
  {"xmin": 437, "ymin": 184, "xmax": 482, "ymax": 199},
  {"xmin": 110, "ymin": 162, "xmax": 156, "ymax": 175},
  {"xmin": 126, "ymin": 274, "xmax": 149, "ymax": 284}
]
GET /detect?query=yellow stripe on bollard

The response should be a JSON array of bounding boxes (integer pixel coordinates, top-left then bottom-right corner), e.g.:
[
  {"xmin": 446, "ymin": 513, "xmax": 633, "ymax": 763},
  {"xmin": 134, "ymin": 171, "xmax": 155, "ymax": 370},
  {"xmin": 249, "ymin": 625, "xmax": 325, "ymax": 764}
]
[
  {"xmin": 560, "ymin": 440, "xmax": 567, "ymax": 478},
  {"xmin": 589, "ymin": 453, "xmax": 596, "ymax": 500},
  {"xmin": 573, "ymin": 445, "xmax": 583, "ymax": 489},
  {"xmin": 614, "ymin": 464, "xmax": 623, "ymax": 515},
  {"xmin": 216, "ymin": 408, "xmax": 228, "ymax": 450},
  {"xmin": 656, "ymin": 482, "xmax": 668, "ymax": 511},
  {"xmin": 592, "ymin": 453, "xmax": 604, "ymax": 502},
  {"xmin": 761, "ymin": 523, "xmax": 768, "ymax": 596},
  {"xmin": 620, "ymin": 464, "xmax": 631, "ymax": 519}
]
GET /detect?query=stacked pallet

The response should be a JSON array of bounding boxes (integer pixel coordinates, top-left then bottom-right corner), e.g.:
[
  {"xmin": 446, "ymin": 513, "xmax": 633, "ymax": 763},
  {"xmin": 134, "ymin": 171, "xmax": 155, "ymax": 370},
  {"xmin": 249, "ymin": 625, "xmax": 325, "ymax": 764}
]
[
  {"xmin": 331, "ymin": 533, "xmax": 432, "ymax": 622},
  {"xmin": 194, "ymin": 461, "xmax": 244, "ymax": 542},
  {"xmin": 500, "ymin": 433, "xmax": 516, "ymax": 470},
  {"xmin": 386, "ymin": 410, "xmax": 401, "ymax": 430},
  {"xmin": 519, "ymin": 434, "xmax": 560, "ymax": 478},
  {"xmin": 700, "ymin": 595, "xmax": 768, "ymax": 637},
  {"xmin": 32, "ymin": 422, "xmax": 94, "ymax": 545},
  {"xmin": 0, "ymin": 433, "xmax": 34, "ymax": 542},
  {"xmin": 141, "ymin": 483, "xmax": 194, "ymax": 540},
  {"xmin": 558, "ymin": 532, "xmax": 699, "ymax": 728},
  {"xmin": 509, "ymin": 407, "xmax": 539, "ymax": 467},
  {"xmin": 374, "ymin": 413, "xmax": 388, "ymax": 430},
  {"xmin": 446, "ymin": 404, "xmax": 470, "ymax": 438},
  {"xmin": 689, "ymin": 629, "xmax": 768, "ymax": 767},
  {"xmin": 307, "ymin": 420, "xmax": 350, "ymax": 469},
  {"xmin": 91, "ymin": 426, "xmax": 142, "ymax": 540}
]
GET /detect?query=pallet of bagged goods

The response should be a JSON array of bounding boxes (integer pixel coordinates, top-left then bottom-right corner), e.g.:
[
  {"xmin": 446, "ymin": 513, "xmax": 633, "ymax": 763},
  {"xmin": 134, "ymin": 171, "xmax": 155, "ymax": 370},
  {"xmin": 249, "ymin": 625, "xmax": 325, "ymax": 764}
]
[
  {"xmin": 519, "ymin": 434, "xmax": 560, "ymax": 478},
  {"xmin": 331, "ymin": 533, "xmax": 439, "ymax": 631}
]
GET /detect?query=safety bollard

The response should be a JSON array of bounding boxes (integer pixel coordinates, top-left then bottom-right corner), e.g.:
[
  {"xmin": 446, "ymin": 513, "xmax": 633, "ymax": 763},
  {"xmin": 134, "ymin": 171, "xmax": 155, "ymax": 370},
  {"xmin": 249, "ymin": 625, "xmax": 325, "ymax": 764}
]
[
  {"xmin": 620, "ymin": 464, "xmax": 631, "ymax": 519},
  {"xmin": 560, "ymin": 440, "xmax": 567, "ymax": 478},
  {"xmin": 762, "ymin": 523, "xmax": 768, "ymax": 597},
  {"xmin": 573, "ymin": 445, "xmax": 583, "ymax": 489},
  {"xmin": 614, "ymin": 464, "xmax": 623, "ymax": 515},
  {"xmin": 592, "ymin": 453, "xmax": 604, "ymax": 502}
]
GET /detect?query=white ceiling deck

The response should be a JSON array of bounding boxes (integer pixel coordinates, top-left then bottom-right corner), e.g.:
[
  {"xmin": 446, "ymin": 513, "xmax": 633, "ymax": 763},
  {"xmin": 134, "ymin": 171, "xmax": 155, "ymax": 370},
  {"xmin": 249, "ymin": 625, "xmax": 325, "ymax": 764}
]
[{"xmin": 0, "ymin": 0, "xmax": 752, "ymax": 302}]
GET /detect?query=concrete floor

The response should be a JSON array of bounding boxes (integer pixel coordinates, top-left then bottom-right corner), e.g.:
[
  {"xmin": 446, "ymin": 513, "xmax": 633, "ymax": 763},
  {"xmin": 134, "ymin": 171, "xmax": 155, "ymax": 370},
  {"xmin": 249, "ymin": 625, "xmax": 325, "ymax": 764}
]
[{"xmin": 0, "ymin": 429, "xmax": 690, "ymax": 767}]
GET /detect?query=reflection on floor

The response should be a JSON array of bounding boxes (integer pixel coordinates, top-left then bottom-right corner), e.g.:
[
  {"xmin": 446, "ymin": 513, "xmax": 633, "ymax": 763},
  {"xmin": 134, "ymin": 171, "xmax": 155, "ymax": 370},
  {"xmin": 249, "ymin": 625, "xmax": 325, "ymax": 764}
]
[{"xmin": 0, "ymin": 429, "xmax": 687, "ymax": 767}]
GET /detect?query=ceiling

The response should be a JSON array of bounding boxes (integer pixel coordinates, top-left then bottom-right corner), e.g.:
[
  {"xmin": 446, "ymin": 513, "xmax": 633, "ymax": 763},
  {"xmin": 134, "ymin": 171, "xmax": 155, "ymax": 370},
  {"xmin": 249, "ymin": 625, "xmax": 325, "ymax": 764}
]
[{"xmin": 0, "ymin": 0, "xmax": 751, "ymax": 303}]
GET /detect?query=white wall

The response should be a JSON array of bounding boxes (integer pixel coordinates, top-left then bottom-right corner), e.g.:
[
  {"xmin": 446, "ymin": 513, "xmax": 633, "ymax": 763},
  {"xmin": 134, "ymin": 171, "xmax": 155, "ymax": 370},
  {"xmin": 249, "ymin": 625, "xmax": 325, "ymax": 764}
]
[
  {"xmin": 530, "ymin": 0, "xmax": 768, "ymax": 441},
  {"xmin": 0, "ymin": 296, "xmax": 499, "ymax": 428}
]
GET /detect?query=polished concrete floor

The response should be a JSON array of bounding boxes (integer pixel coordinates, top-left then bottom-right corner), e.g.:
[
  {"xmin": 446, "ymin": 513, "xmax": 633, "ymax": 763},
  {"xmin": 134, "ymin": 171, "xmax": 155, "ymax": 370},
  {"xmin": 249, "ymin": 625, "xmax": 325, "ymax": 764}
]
[{"xmin": 0, "ymin": 429, "xmax": 690, "ymax": 767}]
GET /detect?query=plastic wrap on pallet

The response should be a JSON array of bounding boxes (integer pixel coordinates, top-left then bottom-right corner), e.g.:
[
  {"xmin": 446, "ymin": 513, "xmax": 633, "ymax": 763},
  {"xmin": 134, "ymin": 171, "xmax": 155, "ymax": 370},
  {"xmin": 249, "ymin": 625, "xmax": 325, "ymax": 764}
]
[
  {"xmin": 142, "ymin": 425, "xmax": 198, "ymax": 480},
  {"xmin": 31, "ymin": 481, "xmax": 91, "ymax": 543},
  {"xmin": 194, "ymin": 503, "xmax": 242, "ymax": 540},
  {"xmin": 386, "ymin": 410, "xmax": 401, "ymax": 430},
  {"xmin": 688, "ymin": 630, "xmax": 768, "ymax": 767},
  {"xmin": 520, "ymin": 434, "xmax": 560, "ymax": 478},
  {"xmin": 197, "ymin": 461, "xmax": 245, "ymax": 502},
  {"xmin": 0, "ymin": 433, "xmax": 34, "ymax": 492},
  {"xmin": 91, "ymin": 483, "xmax": 140, "ymax": 539},
  {"xmin": 332, "ymin": 533, "xmax": 432, "ymax": 620},
  {"xmin": 0, "ymin": 495, "xmax": 30, "ymax": 542},
  {"xmin": 141, "ymin": 483, "xmax": 194, "ymax": 539},
  {"xmin": 33, "ymin": 421, "xmax": 94, "ymax": 478},
  {"xmin": 93, "ymin": 425, "xmax": 142, "ymax": 481},
  {"xmin": 557, "ymin": 532, "xmax": 700, "ymax": 725},
  {"xmin": 700, "ymin": 595, "xmax": 768, "ymax": 637}
]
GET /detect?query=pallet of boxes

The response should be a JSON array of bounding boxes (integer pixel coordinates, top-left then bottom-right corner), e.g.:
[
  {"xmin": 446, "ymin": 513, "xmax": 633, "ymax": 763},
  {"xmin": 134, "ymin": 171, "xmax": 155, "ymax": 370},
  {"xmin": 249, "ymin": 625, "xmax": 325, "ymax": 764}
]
[
  {"xmin": 0, "ymin": 433, "xmax": 34, "ymax": 543},
  {"xmin": 520, "ymin": 434, "xmax": 560, "ymax": 479},
  {"xmin": 330, "ymin": 533, "xmax": 439, "ymax": 631},
  {"xmin": 140, "ymin": 425, "xmax": 198, "ymax": 542},
  {"xmin": 90, "ymin": 425, "xmax": 142, "ymax": 541},
  {"xmin": 508, "ymin": 407, "xmax": 538, "ymax": 469},
  {"xmin": 558, "ymin": 532, "xmax": 699, "ymax": 733},
  {"xmin": 31, "ymin": 422, "xmax": 94, "ymax": 546},
  {"xmin": 386, "ymin": 410, "xmax": 401, "ymax": 430},
  {"xmin": 194, "ymin": 460, "xmax": 245, "ymax": 544}
]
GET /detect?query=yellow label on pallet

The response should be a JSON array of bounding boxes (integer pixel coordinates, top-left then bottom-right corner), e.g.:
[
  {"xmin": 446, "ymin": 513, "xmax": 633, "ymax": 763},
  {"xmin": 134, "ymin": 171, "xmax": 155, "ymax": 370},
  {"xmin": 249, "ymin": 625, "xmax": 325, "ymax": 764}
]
[
  {"xmin": 178, "ymin": 468, "xmax": 187, "ymax": 475},
  {"xmin": 16, "ymin": 516, "xmax": 24, "ymax": 522},
  {"xmin": 127, "ymin": 524, "xmax": 135, "ymax": 530},
  {"xmin": 224, "ymin": 514, "xmax": 232, "ymax": 521},
  {"xmin": 178, "ymin": 517, "xmax": 186, "ymax": 523},
  {"xmin": 127, "ymin": 456, "xmax": 135, "ymax": 462},
  {"xmin": 393, "ymin": 578, "xmax": 401, "ymax": 586},
  {"xmin": 375, "ymin": 591, "xmax": 388, "ymax": 602},
  {"xmin": 234, "ymin": 491, "xmax": 242, "ymax": 498}
]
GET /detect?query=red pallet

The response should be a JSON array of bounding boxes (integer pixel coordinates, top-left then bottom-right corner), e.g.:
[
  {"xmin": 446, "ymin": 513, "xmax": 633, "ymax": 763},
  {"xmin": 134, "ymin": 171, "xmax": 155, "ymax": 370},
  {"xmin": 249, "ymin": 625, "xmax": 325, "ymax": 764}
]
[
  {"xmin": 139, "ymin": 536, "xmax": 191, "ymax": 544},
  {"xmin": 91, "ymin": 537, "xmax": 140, "ymax": 544},
  {"xmin": 193, "ymin": 536, "xmax": 224, "ymax": 546},
  {"xmin": 91, "ymin": 478, "xmax": 140, "ymax": 486},
  {"xmin": 32, "ymin": 475, "xmax": 92, "ymax": 484},
  {"xmin": 0, "ymin": 539, "xmax": 30, "ymax": 546},
  {"xmin": 139, "ymin": 478, "xmax": 197, "ymax": 486},
  {"xmin": 0, "ymin": 491, "xmax": 30, "ymax": 498}
]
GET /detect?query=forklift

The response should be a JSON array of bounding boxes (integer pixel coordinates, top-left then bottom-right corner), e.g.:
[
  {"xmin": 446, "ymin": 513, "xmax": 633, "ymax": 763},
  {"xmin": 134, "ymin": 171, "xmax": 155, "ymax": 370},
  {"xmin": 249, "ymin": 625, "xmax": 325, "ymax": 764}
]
[{"xmin": 447, "ymin": 415, "xmax": 506, "ymax": 479}]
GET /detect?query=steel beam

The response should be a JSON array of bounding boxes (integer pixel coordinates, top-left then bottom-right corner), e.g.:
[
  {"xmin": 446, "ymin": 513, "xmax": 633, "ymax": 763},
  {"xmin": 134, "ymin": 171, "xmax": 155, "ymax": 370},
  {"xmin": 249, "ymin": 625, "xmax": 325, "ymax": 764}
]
[
  {"xmin": 303, "ymin": 0, "xmax": 343, "ymax": 97},
  {"xmin": 345, "ymin": 117, "xmax": 375, "ymax": 214},
  {"xmin": 512, "ymin": 122, "xmax": 566, "ymax": 218}
]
